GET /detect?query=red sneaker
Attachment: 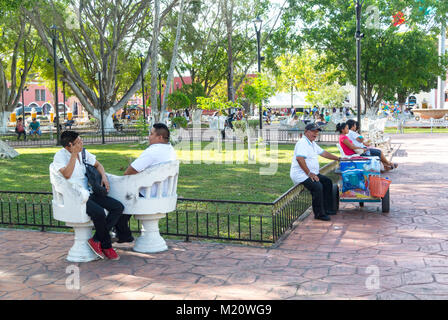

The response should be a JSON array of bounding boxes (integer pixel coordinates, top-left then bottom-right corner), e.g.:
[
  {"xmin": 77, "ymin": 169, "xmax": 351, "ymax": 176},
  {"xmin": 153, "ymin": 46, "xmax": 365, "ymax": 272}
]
[
  {"xmin": 103, "ymin": 247, "xmax": 120, "ymax": 260},
  {"xmin": 87, "ymin": 238, "xmax": 105, "ymax": 259}
]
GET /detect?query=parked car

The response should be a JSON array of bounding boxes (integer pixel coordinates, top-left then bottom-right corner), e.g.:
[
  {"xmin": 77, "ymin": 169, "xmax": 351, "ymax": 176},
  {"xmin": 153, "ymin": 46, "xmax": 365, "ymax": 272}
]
[{"xmin": 15, "ymin": 106, "xmax": 43, "ymax": 116}]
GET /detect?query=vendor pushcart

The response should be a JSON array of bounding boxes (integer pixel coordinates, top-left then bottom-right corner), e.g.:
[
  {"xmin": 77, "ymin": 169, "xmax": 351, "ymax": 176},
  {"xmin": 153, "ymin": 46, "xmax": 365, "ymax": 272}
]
[{"xmin": 333, "ymin": 156, "xmax": 391, "ymax": 213}]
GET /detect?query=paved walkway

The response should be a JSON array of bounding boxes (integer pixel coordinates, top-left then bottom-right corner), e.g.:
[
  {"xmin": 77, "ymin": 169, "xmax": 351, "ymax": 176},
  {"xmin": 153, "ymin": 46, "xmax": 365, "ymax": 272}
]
[{"xmin": 1, "ymin": 133, "xmax": 448, "ymax": 300}]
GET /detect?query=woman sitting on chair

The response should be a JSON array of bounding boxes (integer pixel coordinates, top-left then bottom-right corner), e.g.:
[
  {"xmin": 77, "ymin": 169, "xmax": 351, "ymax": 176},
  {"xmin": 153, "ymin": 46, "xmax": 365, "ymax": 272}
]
[
  {"xmin": 336, "ymin": 122, "xmax": 397, "ymax": 170},
  {"xmin": 336, "ymin": 122, "xmax": 361, "ymax": 157},
  {"xmin": 346, "ymin": 119, "xmax": 397, "ymax": 170}
]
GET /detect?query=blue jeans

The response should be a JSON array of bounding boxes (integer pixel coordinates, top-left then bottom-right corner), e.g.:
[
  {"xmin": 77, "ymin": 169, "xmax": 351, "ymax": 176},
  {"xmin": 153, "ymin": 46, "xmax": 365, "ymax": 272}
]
[
  {"xmin": 30, "ymin": 129, "xmax": 41, "ymax": 136},
  {"xmin": 362, "ymin": 148, "xmax": 381, "ymax": 158}
]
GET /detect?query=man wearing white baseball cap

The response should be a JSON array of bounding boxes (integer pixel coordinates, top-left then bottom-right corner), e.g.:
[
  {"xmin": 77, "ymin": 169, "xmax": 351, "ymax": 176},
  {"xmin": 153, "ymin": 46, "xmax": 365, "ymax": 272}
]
[{"xmin": 290, "ymin": 123, "xmax": 340, "ymax": 221}]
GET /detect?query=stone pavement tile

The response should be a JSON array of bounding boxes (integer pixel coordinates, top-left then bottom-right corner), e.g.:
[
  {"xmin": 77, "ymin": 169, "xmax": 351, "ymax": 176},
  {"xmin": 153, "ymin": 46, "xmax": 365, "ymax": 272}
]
[
  {"xmin": 196, "ymin": 275, "xmax": 229, "ymax": 286},
  {"xmin": 296, "ymin": 280, "xmax": 329, "ymax": 296},
  {"xmin": 78, "ymin": 279, "xmax": 120, "ymax": 296},
  {"xmin": 272, "ymin": 249, "xmax": 329, "ymax": 260},
  {"xmin": 157, "ymin": 272, "xmax": 202, "ymax": 284},
  {"xmin": 133, "ymin": 264, "xmax": 168, "ymax": 278},
  {"xmin": 0, "ymin": 289, "xmax": 40, "ymax": 300},
  {"xmin": 375, "ymin": 290, "xmax": 418, "ymax": 300},
  {"xmin": 226, "ymin": 272, "xmax": 258, "ymax": 285},
  {"xmin": 423, "ymin": 257, "xmax": 448, "ymax": 267},
  {"xmin": 302, "ymin": 267, "xmax": 329, "ymax": 280},
  {"xmin": 321, "ymin": 274, "xmax": 367, "ymax": 286},
  {"xmin": 262, "ymin": 256, "xmax": 291, "ymax": 267},
  {"xmin": 265, "ymin": 285, "xmax": 298, "ymax": 299},
  {"xmin": 402, "ymin": 271, "xmax": 435, "ymax": 285},
  {"xmin": 253, "ymin": 274, "xmax": 309, "ymax": 288},
  {"xmin": 394, "ymin": 256, "xmax": 427, "ymax": 269},
  {"xmin": 288, "ymin": 259, "xmax": 335, "ymax": 269},
  {"xmin": 250, "ymin": 266, "xmax": 306, "ymax": 278},
  {"xmin": 327, "ymin": 284, "xmax": 380, "ymax": 299},
  {"xmin": 213, "ymin": 285, "xmax": 270, "ymax": 300},
  {"xmin": 235, "ymin": 258, "xmax": 266, "ymax": 270},
  {"xmin": 160, "ymin": 264, "xmax": 194, "ymax": 275},
  {"xmin": 111, "ymin": 275, "xmax": 154, "ymax": 293},
  {"xmin": 96, "ymin": 291, "xmax": 155, "ymax": 300},
  {"xmin": 398, "ymin": 283, "xmax": 448, "ymax": 295},
  {"xmin": 434, "ymin": 274, "xmax": 448, "ymax": 284},
  {"xmin": 413, "ymin": 294, "xmax": 448, "ymax": 300},
  {"xmin": 0, "ymin": 282, "xmax": 30, "ymax": 292},
  {"xmin": 328, "ymin": 265, "xmax": 358, "ymax": 276},
  {"xmin": 190, "ymin": 265, "xmax": 236, "ymax": 276},
  {"xmin": 183, "ymin": 289, "xmax": 218, "ymax": 300},
  {"xmin": 38, "ymin": 291, "xmax": 84, "ymax": 300}
]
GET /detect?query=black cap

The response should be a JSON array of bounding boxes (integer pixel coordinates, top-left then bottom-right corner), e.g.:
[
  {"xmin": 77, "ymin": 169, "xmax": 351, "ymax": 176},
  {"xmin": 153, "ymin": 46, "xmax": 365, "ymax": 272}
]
[{"xmin": 305, "ymin": 123, "xmax": 322, "ymax": 131}]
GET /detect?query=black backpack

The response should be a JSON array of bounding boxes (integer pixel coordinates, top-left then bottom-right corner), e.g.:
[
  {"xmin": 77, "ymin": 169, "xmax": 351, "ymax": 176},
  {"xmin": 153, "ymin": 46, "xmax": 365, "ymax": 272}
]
[{"xmin": 81, "ymin": 148, "xmax": 108, "ymax": 197}]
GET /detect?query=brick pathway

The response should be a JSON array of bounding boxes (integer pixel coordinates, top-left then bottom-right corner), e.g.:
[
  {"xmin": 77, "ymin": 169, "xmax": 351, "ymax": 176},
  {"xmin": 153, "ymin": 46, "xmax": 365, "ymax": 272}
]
[{"xmin": 1, "ymin": 133, "xmax": 448, "ymax": 300}]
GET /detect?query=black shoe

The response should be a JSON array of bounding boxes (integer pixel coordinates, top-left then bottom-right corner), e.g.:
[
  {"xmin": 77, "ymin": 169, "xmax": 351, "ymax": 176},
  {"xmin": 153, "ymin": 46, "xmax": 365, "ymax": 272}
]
[
  {"xmin": 315, "ymin": 215, "xmax": 331, "ymax": 221},
  {"xmin": 117, "ymin": 236, "xmax": 135, "ymax": 243},
  {"xmin": 326, "ymin": 211, "xmax": 337, "ymax": 215}
]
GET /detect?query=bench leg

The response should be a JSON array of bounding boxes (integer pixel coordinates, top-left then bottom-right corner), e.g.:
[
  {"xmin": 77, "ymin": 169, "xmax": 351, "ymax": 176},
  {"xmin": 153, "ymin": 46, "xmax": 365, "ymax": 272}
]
[
  {"xmin": 133, "ymin": 213, "xmax": 168, "ymax": 253},
  {"xmin": 66, "ymin": 223, "xmax": 100, "ymax": 262}
]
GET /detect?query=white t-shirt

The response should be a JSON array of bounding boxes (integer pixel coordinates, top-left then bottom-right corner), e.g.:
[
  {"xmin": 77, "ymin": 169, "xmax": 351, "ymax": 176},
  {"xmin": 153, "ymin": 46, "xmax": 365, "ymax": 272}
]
[
  {"xmin": 290, "ymin": 136, "xmax": 324, "ymax": 184},
  {"xmin": 131, "ymin": 143, "xmax": 177, "ymax": 197},
  {"xmin": 53, "ymin": 148, "xmax": 96, "ymax": 191},
  {"xmin": 347, "ymin": 130, "xmax": 365, "ymax": 148}
]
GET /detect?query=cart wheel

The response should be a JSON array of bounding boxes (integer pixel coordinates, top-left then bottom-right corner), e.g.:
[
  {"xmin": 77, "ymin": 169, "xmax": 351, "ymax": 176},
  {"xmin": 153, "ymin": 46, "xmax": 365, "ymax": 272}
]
[
  {"xmin": 382, "ymin": 189, "xmax": 390, "ymax": 213},
  {"xmin": 359, "ymin": 202, "xmax": 364, "ymax": 207},
  {"xmin": 332, "ymin": 183, "xmax": 339, "ymax": 212}
]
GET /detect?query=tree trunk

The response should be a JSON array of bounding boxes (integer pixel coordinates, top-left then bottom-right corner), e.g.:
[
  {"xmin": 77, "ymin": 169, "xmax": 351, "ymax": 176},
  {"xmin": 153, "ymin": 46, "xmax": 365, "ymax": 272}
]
[
  {"xmin": 150, "ymin": 0, "xmax": 161, "ymax": 122},
  {"xmin": 24, "ymin": 1, "xmax": 179, "ymax": 128},
  {"xmin": 0, "ymin": 111, "xmax": 12, "ymax": 134},
  {"xmin": 161, "ymin": 0, "xmax": 186, "ymax": 120},
  {"xmin": 224, "ymin": 0, "xmax": 235, "ymax": 102}
]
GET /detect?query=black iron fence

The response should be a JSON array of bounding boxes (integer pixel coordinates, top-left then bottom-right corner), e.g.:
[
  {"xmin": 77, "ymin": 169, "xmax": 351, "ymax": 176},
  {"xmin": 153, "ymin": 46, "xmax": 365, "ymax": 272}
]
[
  {"xmin": 2, "ymin": 127, "xmax": 338, "ymax": 148},
  {"xmin": 0, "ymin": 188, "xmax": 310, "ymax": 245},
  {"xmin": 0, "ymin": 162, "xmax": 339, "ymax": 246}
]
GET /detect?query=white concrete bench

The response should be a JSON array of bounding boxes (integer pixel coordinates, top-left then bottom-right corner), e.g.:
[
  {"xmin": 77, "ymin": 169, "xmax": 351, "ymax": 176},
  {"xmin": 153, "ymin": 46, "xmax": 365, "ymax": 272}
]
[
  {"xmin": 49, "ymin": 160, "xmax": 179, "ymax": 262},
  {"xmin": 49, "ymin": 163, "xmax": 99, "ymax": 262},
  {"xmin": 107, "ymin": 160, "xmax": 179, "ymax": 253}
]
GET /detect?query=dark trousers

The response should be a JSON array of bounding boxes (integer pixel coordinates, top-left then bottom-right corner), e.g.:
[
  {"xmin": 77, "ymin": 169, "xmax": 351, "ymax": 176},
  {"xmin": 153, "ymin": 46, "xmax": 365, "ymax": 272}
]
[
  {"xmin": 17, "ymin": 131, "xmax": 26, "ymax": 140},
  {"xmin": 302, "ymin": 174, "xmax": 333, "ymax": 217},
  {"xmin": 86, "ymin": 194, "xmax": 130, "ymax": 249}
]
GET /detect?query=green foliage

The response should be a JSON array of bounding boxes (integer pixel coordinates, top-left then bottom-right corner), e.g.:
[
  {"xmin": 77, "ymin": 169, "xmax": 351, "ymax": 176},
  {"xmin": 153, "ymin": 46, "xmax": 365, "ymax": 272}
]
[
  {"xmin": 271, "ymin": 0, "xmax": 448, "ymax": 111},
  {"xmin": 166, "ymin": 91, "xmax": 191, "ymax": 110},
  {"xmin": 178, "ymin": 83, "xmax": 206, "ymax": 107},
  {"xmin": 135, "ymin": 116, "xmax": 149, "ymax": 137},
  {"xmin": 197, "ymin": 95, "xmax": 242, "ymax": 111},
  {"xmin": 172, "ymin": 116, "xmax": 188, "ymax": 128},
  {"xmin": 241, "ymin": 73, "xmax": 275, "ymax": 107},
  {"xmin": 306, "ymin": 83, "xmax": 350, "ymax": 109}
]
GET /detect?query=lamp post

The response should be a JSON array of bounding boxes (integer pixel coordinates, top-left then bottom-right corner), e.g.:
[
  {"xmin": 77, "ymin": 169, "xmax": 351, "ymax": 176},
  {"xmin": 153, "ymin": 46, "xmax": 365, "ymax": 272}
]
[
  {"xmin": 96, "ymin": 71, "xmax": 105, "ymax": 144},
  {"xmin": 354, "ymin": 0, "xmax": 364, "ymax": 131},
  {"xmin": 253, "ymin": 16, "xmax": 263, "ymax": 130},
  {"xmin": 62, "ymin": 79, "xmax": 66, "ymax": 120},
  {"xmin": 51, "ymin": 25, "xmax": 61, "ymax": 145},
  {"xmin": 139, "ymin": 53, "xmax": 146, "ymax": 123},
  {"xmin": 19, "ymin": 69, "xmax": 26, "ymax": 119}
]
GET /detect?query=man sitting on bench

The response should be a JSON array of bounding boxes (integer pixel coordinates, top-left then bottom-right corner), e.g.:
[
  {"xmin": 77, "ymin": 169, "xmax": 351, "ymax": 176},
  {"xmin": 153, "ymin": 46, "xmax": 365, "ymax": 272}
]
[{"xmin": 290, "ymin": 123, "xmax": 341, "ymax": 221}]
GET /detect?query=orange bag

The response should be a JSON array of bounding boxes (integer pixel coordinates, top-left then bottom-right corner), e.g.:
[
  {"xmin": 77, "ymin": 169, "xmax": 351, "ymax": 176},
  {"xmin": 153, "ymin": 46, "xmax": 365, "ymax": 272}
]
[{"xmin": 369, "ymin": 176, "xmax": 391, "ymax": 198}]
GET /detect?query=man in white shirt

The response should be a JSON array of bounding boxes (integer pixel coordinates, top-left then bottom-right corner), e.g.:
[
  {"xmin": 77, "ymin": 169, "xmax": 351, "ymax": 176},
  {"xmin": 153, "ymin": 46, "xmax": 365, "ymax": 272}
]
[
  {"xmin": 290, "ymin": 123, "xmax": 340, "ymax": 221},
  {"xmin": 53, "ymin": 131, "xmax": 132, "ymax": 260},
  {"xmin": 120, "ymin": 123, "xmax": 177, "ymax": 238}
]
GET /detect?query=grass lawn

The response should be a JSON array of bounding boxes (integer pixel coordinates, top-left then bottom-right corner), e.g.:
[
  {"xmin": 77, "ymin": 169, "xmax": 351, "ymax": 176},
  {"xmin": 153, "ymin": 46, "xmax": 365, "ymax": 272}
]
[
  {"xmin": 384, "ymin": 127, "xmax": 448, "ymax": 134},
  {"xmin": 0, "ymin": 141, "xmax": 338, "ymax": 202}
]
